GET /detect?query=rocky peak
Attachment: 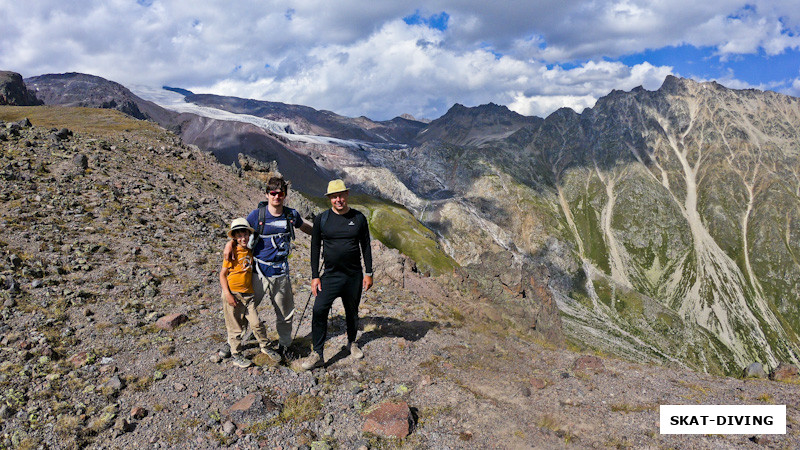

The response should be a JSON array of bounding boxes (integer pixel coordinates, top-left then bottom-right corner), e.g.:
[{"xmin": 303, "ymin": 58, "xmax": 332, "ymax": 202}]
[
  {"xmin": 398, "ymin": 112, "xmax": 430, "ymax": 123},
  {"xmin": 657, "ymin": 74, "xmax": 689, "ymax": 95},
  {"xmin": 0, "ymin": 71, "xmax": 42, "ymax": 106},
  {"xmin": 417, "ymin": 102, "xmax": 540, "ymax": 146},
  {"xmin": 24, "ymin": 72, "xmax": 149, "ymax": 119}
]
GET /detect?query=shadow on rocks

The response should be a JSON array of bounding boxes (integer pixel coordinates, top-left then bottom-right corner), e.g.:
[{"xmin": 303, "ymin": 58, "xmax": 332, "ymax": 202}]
[{"xmin": 319, "ymin": 315, "xmax": 438, "ymax": 366}]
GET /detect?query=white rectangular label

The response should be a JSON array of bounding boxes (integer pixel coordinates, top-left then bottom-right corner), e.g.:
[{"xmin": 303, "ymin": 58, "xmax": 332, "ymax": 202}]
[{"xmin": 660, "ymin": 405, "xmax": 785, "ymax": 434}]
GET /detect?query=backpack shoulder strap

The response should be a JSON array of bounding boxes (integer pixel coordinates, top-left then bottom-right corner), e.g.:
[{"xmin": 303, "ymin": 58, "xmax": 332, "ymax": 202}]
[
  {"xmin": 284, "ymin": 208, "xmax": 296, "ymax": 241},
  {"xmin": 319, "ymin": 209, "xmax": 331, "ymax": 234},
  {"xmin": 257, "ymin": 201, "xmax": 268, "ymax": 236}
]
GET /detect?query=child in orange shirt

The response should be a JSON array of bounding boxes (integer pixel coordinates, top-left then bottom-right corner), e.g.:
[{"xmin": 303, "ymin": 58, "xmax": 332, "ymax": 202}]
[{"xmin": 220, "ymin": 218, "xmax": 271, "ymax": 368}]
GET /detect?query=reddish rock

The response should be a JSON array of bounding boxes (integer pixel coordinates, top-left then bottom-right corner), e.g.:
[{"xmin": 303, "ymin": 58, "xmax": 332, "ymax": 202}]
[
  {"xmin": 362, "ymin": 401, "xmax": 413, "ymax": 438},
  {"xmin": 130, "ymin": 406, "xmax": 148, "ymax": 419},
  {"xmin": 572, "ymin": 355, "xmax": 605, "ymax": 373},
  {"xmin": 99, "ymin": 365, "xmax": 118, "ymax": 374},
  {"xmin": 155, "ymin": 313, "xmax": 188, "ymax": 330},
  {"xmin": 530, "ymin": 378, "xmax": 547, "ymax": 390},
  {"xmin": 227, "ymin": 393, "xmax": 261, "ymax": 413},
  {"xmin": 40, "ymin": 346, "xmax": 56, "ymax": 358},
  {"xmin": 225, "ymin": 393, "xmax": 280, "ymax": 426},
  {"xmin": 68, "ymin": 351, "xmax": 90, "ymax": 368},
  {"xmin": 769, "ymin": 362, "xmax": 799, "ymax": 381}
]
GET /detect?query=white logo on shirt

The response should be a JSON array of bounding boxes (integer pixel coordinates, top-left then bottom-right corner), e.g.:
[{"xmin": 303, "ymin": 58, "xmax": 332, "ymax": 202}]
[{"xmin": 348, "ymin": 221, "xmax": 355, "ymax": 226}]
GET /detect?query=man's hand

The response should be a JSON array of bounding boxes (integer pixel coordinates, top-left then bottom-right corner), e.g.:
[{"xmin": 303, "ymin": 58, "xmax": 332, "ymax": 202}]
[
  {"xmin": 223, "ymin": 292, "xmax": 238, "ymax": 307},
  {"xmin": 299, "ymin": 221, "xmax": 313, "ymax": 235},
  {"xmin": 311, "ymin": 278, "xmax": 322, "ymax": 296},
  {"xmin": 363, "ymin": 275, "xmax": 373, "ymax": 292},
  {"xmin": 223, "ymin": 239, "xmax": 235, "ymax": 262}
]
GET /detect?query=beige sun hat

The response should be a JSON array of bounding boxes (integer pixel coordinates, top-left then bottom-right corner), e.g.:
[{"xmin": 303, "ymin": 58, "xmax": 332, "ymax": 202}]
[
  {"xmin": 227, "ymin": 217, "xmax": 254, "ymax": 238},
  {"xmin": 325, "ymin": 179, "xmax": 349, "ymax": 196}
]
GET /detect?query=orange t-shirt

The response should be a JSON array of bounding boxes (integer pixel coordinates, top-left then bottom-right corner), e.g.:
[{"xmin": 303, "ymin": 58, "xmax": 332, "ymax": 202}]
[{"xmin": 223, "ymin": 245, "xmax": 253, "ymax": 294}]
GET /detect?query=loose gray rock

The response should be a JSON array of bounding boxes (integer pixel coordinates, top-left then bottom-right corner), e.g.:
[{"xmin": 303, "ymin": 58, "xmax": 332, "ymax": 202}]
[
  {"xmin": 222, "ymin": 420, "xmax": 236, "ymax": 435},
  {"xmin": 102, "ymin": 376, "xmax": 124, "ymax": 392},
  {"xmin": 743, "ymin": 362, "xmax": 767, "ymax": 379},
  {"xmin": 71, "ymin": 153, "xmax": 88, "ymax": 171}
]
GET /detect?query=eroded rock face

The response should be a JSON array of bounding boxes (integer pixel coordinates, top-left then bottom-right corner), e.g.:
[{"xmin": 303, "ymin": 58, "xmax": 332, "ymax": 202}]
[
  {"xmin": 0, "ymin": 71, "xmax": 41, "ymax": 106},
  {"xmin": 328, "ymin": 76, "xmax": 800, "ymax": 375},
  {"xmin": 462, "ymin": 251, "xmax": 565, "ymax": 347}
]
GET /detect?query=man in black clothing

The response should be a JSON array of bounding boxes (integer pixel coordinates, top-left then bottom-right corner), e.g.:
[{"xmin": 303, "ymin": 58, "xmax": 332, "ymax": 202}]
[{"xmin": 302, "ymin": 179, "xmax": 373, "ymax": 370}]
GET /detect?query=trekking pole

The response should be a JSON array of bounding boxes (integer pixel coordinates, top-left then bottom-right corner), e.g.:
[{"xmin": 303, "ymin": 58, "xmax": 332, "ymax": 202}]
[{"xmin": 293, "ymin": 290, "xmax": 314, "ymax": 340}]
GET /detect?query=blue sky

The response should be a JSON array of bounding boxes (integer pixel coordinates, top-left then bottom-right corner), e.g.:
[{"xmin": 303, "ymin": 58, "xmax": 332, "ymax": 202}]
[
  {"xmin": 619, "ymin": 46, "xmax": 800, "ymax": 89},
  {"xmin": 1, "ymin": 1, "xmax": 798, "ymax": 120}
]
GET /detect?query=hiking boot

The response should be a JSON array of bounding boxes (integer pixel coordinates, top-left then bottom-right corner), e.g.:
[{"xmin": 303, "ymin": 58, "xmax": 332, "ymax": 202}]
[
  {"xmin": 232, "ymin": 354, "xmax": 252, "ymax": 368},
  {"xmin": 218, "ymin": 343, "xmax": 231, "ymax": 359},
  {"xmin": 347, "ymin": 342, "xmax": 364, "ymax": 359},
  {"xmin": 301, "ymin": 352, "xmax": 324, "ymax": 371},
  {"xmin": 260, "ymin": 346, "xmax": 281, "ymax": 362}
]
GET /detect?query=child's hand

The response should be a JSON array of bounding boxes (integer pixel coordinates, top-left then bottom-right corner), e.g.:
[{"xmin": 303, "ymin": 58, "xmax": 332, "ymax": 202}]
[
  {"xmin": 223, "ymin": 240, "xmax": 235, "ymax": 262},
  {"xmin": 224, "ymin": 292, "xmax": 238, "ymax": 307}
]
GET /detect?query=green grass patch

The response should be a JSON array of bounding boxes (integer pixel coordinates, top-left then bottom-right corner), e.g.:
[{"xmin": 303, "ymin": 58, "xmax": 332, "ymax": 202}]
[
  {"xmin": 154, "ymin": 357, "xmax": 181, "ymax": 372},
  {"xmin": 0, "ymin": 105, "xmax": 164, "ymax": 135},
  {"xmin": 305, "ymin": 192, "xmax": 459, "ymax": 276}
]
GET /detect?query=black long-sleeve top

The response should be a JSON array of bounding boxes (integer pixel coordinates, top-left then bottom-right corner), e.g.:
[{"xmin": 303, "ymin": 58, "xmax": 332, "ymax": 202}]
[{"xmin": 311, "ymin": 208, "xmax": 373, "ymax": 279}]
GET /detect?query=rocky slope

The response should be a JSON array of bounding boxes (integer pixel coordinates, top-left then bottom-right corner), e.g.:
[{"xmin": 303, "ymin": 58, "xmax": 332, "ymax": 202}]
[{"xmin": 3, "ymin": 105, "xmax": 800, "ymax": 449}]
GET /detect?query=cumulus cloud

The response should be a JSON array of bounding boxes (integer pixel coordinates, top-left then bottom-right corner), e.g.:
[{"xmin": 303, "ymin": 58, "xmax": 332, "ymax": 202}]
[
  {"xmin": 201, "ymin": 21, "xmax": 674, "ymax": 119},
  {"xmin": 790, "ymin": 78, "xmax": 800, "ymax": 97},
  {"xmin": 0, "ymin": 0, "xmax": 797, "ymax": 120}
]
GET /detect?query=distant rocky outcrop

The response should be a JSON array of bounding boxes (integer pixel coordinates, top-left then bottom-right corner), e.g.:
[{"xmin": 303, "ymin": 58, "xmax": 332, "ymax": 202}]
[
  {"xmin": 25, "ymin": 72, "xmax": 153, "ymax": 119},
  {"xmin": 0, "ymin": 71, "xmax": 42, "ymax": 106}
]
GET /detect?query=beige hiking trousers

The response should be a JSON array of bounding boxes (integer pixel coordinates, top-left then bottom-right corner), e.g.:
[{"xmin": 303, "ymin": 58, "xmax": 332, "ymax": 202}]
[
  {"xmin": 222, "ymin": 292, "xmax": 269, "ymax": 355},
  {"xmin": 253, "ymin": 272, "xmax": 294, "ymax": 347}
]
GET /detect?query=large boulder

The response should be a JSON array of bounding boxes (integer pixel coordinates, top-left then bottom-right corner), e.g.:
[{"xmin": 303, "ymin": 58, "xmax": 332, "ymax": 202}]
[
  {"xmin": 769, "ymin": 362, "xmax": 799, "ymax": 381},
  {"xmin": 0, "ymin": 71, "xmax": 42, "ymax": 106},
  {"xmin": 742, "ymin": 362, "xmax": 767, "ymax": 379},
  {"xmin": 464, "ymin": 252, "xmax": 565, "ymax": 347},
  {"xmin": 362, "ymin": 401, "xmax": 414, "ymax": 438}
]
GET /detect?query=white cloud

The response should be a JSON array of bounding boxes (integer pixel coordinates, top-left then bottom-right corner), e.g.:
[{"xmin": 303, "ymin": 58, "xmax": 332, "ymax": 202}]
[
  {"xmin": 201, "ymin": 21, "xmax": 675, "ymax": 119},
  {"xmin": 790, "ymin": 78, "xmax": 800, "ymax": 97},
  {"xmin": 0, "ymin": 0, "xmax": 797, "ymax": 120}
]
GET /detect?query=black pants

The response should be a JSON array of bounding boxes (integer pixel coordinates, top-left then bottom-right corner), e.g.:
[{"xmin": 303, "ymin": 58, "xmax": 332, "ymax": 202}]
[{"xmin": 311, "ymin": 272, "xmax": 362, "ymax": 355}]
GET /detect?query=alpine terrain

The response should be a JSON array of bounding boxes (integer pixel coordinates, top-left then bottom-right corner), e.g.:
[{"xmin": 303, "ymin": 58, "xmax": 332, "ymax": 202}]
[
  {"xmin": 24, "ymin": 72, "xmax": 800, "ymax": 377},
  {"xmin": 2, "ymin": 70, "xmax": 800, "ymax": 448}
]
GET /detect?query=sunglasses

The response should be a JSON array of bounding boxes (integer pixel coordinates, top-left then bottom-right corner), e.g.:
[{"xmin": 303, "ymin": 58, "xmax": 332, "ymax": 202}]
[{"xmin": 268, "ymin": 191, "xmax": 286, "ymax": 197}]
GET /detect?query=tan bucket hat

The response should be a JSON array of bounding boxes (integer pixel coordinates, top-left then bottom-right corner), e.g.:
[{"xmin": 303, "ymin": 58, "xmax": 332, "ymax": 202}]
[
  {"xmin": 227, "ymin": 217, "xmax": 254, "ymax": 238},
  {"xmin": 325, "ymin": 179, "xmax": 349, "ymax": 196}
]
